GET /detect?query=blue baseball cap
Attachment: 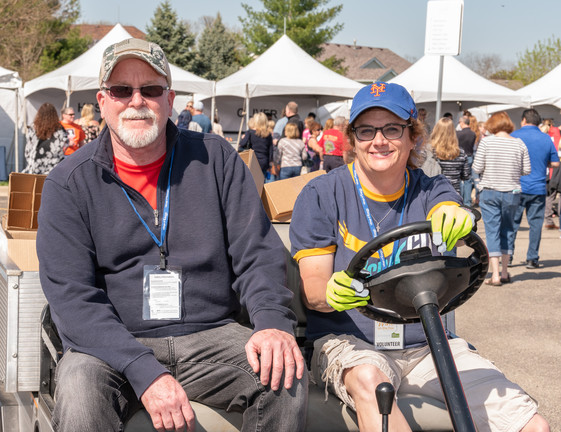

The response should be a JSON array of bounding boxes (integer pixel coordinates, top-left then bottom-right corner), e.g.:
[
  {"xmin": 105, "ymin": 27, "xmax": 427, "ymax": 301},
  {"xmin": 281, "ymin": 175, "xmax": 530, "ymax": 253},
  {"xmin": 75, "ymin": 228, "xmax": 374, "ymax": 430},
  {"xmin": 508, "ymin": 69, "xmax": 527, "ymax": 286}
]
[{"xmin": 349, "ymin": 82, "xmax": 417, "ymax": 124}]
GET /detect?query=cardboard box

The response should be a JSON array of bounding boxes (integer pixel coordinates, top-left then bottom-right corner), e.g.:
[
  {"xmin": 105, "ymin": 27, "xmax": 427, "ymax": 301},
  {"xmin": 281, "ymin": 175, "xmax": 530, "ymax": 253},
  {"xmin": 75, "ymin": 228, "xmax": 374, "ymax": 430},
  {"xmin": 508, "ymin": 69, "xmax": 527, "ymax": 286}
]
[
  {"xmin": 261, "ymin": 170, "xmax": 326, "ymax": 221},
  {"xmin": 6, "ymin": 173, "xmax": 46, "ymax": 231},
  {"xmin": 0, "ymin": 173, "xmax": 45, "ymax": 271},
  {"xmin": 238, "ymin": 150, "xmax": 265, "ymax": 196},
  {"xmin": 0, "ymin": 224, "xmax": 38, "ymax": 271}
]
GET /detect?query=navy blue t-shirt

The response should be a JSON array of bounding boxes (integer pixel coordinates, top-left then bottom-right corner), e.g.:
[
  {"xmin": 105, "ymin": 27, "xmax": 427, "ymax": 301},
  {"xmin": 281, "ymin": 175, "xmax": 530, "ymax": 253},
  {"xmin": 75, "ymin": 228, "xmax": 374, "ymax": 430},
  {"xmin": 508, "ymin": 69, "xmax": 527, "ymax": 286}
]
[{"xmin": 290, "ymin": 163, "xmax": 460, "ymax": 347}]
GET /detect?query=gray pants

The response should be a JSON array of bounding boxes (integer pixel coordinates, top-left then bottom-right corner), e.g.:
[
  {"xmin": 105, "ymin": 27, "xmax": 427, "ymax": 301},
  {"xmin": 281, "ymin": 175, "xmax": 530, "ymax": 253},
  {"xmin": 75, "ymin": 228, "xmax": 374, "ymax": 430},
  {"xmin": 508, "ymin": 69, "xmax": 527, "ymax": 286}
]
[
  {"xmin": 52, "ymin": 323, "xmax": 308, "ymax": 432},
  {"xmin": 545, "ymin": 191, "xmax": 559, "ymax": 225}
]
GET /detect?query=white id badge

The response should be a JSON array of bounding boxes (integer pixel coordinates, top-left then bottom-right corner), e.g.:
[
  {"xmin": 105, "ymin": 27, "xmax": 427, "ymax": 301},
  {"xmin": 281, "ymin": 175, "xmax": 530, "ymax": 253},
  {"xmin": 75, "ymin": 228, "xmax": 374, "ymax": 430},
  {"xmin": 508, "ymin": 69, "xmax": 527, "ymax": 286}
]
[
  {"xmin": 143, "ymin": 265, "xmax": 182, "ymax": 320},
  {"xmin": 374, "ymin": 321, "xmax": 404, "ymax": 350}
]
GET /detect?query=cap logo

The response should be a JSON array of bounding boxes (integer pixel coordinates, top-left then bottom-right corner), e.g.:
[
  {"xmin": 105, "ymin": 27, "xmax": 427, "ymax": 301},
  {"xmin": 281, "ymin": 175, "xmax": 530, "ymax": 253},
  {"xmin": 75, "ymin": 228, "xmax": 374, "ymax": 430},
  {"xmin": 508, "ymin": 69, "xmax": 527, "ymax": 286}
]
[{"xmin": 370, "ymin": 83, "xmax": 386, "ymax": 97}]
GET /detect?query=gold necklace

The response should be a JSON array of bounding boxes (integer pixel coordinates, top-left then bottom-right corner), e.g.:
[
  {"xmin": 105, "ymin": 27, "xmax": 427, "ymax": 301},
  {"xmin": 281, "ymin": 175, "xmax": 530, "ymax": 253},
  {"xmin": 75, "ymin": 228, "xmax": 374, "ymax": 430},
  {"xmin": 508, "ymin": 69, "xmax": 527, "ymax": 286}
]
[{"xmin": 372, "ymin": 195, "xmax": 402, "ymax": 232}]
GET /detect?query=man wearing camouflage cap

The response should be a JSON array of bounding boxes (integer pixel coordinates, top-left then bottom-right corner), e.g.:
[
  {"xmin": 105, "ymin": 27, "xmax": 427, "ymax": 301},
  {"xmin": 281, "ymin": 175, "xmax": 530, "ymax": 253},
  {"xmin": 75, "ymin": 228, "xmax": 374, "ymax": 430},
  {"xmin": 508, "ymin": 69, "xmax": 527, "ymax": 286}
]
[{"xmin": 37, "ymin": 38, "xmax": 307, "ymax": 432}]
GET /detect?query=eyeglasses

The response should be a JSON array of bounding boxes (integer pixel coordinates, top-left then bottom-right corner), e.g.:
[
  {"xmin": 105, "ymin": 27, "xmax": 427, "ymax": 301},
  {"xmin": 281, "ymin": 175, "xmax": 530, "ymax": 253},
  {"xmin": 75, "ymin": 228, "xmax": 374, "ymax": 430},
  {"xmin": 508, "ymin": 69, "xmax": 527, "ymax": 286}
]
[
  {"xmin": 65, "ymin": 112, "xmax": 75, "ymax": 116},
  {"xmin": 352, "ymin": 123, "xmax": 411, "ymax": 141},
  {"xmin": 101, "ymin": 85, "xmax": 169, "ymax": 99}
]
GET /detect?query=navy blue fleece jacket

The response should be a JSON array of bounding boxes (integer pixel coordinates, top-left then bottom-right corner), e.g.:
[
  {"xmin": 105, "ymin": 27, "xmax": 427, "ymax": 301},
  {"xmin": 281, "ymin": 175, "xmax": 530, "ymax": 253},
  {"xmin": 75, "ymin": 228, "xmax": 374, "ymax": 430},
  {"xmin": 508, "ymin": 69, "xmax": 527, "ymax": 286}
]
[{"xmin": 37, "ymin": 121, "xmax": 295, "ymax": 398}]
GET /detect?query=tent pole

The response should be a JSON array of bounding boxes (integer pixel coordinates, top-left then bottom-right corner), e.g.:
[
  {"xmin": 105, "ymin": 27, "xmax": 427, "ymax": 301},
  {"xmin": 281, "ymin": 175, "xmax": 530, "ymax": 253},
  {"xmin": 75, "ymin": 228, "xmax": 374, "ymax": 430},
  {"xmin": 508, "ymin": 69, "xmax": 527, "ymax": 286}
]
[
  {"xmin": 245, "ymin": 84, "xmax": 250, "ymax": 130},
  {"xmin": 14, "ymin": 87, "xmax": 19, "ymax": 173},
  {"xmin": 435, "ymin": 55, "xmax": 444, "ymax": 124},
  {"xmin": 210, "ymin": 81, "xmax": 216, "ymax": 129},
  {"xmin": 65, "ymin": 75, "xmax": 72, "ymax": 109}
]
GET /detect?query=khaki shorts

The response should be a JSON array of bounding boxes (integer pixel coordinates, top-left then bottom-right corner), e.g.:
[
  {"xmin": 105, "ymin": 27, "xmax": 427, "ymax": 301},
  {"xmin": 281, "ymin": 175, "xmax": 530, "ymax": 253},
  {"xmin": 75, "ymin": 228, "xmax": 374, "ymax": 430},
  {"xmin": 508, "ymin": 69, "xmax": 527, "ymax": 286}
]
[{"xmin": 312, "ymin": 334, "xmax": 538, "ymax": 432}]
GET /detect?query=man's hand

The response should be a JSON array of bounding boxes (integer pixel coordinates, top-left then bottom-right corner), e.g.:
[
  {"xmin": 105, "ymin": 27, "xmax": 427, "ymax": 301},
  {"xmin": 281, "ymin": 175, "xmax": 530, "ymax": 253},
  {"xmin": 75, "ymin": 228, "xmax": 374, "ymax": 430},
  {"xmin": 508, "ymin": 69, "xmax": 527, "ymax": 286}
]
[
  {"xmin": 140, "ymin": 374, "xmax": 195, "ymax": 432},
  {"xmin": 326, "ymin": 271, "xmax": 370, "ymax": 312},
  {"xmin": 431, "ymin": 205, "xmax": 474, "ymax": 252},
  {"xmin": 245, "ymin": 329, "xmax": 305, "ymax": 391}
]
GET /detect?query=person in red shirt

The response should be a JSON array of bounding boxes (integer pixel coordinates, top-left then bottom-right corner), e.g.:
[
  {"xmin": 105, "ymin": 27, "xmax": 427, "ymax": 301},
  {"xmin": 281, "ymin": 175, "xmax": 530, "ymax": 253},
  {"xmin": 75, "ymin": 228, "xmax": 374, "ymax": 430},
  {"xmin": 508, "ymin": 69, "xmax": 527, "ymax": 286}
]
[
  {"xmin": 544, "ymin": 118, "xmax": 560, "ymax": 228},
  {"xmin": 60, "ymin": 107, "xmax": 86, "ymax": 155},
  {"xmin": 318, "ymin": 116, "xmax": 350, "ymax": 172}
]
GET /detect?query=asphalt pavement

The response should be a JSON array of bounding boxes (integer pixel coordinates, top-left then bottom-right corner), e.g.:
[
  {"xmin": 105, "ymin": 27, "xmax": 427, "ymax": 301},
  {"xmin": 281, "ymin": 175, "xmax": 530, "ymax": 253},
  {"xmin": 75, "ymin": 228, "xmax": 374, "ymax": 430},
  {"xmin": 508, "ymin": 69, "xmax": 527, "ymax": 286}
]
[{"xmin": 456, "ymin": 214, "xmax": 561, "ymax": 430}]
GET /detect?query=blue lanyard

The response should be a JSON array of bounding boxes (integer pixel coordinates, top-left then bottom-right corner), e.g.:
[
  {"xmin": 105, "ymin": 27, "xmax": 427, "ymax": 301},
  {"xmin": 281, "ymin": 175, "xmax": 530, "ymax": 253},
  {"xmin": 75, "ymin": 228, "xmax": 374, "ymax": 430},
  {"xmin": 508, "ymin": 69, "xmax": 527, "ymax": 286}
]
[
  {"xmin": 120, "ymin": 147, "xmax": 175, "ymax": 269},
  {"xmin": 352, "ymin": 162, "xmax": 409, "ymax": 270}
]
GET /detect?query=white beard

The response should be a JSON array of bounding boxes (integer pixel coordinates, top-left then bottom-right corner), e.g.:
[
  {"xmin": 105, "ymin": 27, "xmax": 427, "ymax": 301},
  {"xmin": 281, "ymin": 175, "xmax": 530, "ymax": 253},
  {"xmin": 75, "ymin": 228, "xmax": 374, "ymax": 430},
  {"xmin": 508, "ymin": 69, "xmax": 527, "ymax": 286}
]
[{"xmin": 115, "ymin": 107, "xmax": 159, "ymax": 149}]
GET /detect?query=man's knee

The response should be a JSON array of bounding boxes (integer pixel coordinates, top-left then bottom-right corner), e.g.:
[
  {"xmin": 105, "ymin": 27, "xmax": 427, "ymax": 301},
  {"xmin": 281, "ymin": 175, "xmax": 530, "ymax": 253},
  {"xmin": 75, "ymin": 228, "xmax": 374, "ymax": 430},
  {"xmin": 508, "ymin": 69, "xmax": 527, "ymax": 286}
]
[{"xmin": 54, "ymin": 351, "xmax": 132, "ymax": 430}]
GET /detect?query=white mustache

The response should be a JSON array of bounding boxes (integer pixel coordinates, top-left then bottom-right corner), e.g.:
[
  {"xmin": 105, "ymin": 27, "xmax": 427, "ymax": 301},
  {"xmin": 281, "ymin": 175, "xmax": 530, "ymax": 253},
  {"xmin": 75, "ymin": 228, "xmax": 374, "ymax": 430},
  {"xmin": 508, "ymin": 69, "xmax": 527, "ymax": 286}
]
[{"xmin": 120, "ymin": 107, "xmax": 156, "ymax": 121}]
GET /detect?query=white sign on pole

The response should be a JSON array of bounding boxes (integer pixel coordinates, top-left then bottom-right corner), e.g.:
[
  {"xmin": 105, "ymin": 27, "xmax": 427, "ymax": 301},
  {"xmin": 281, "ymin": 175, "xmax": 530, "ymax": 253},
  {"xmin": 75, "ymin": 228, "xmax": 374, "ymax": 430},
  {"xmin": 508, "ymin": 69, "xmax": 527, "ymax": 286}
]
[{"xmin": 424, "ymin": 0, "xmax": 464, "ymax": 56}]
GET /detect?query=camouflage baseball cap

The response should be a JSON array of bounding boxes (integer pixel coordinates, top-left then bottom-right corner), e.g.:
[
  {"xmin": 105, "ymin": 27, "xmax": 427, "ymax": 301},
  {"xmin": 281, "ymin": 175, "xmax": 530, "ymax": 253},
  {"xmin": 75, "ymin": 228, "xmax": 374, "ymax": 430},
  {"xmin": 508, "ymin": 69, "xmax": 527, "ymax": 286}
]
[{"xmin": 99, "ymin": 38, "xmax": 172, "ymax": 87}]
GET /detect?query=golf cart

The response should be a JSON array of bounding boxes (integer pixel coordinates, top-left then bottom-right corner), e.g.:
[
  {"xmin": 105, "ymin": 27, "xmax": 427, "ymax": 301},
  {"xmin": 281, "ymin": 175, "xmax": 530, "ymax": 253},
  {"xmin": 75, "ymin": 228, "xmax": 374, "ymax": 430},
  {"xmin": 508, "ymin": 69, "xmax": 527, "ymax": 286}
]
[{"xmin": 0, "ymin": 220, "xmax": 487, "ymax": 431}]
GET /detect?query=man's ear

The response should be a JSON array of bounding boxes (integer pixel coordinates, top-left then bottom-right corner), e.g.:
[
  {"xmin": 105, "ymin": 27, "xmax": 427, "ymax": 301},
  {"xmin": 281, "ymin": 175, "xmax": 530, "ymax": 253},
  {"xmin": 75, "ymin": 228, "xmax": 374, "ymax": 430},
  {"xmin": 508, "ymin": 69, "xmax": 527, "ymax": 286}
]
[{"xmin": 96, "ymin": 90, "xmax": 106, "ymax": 118}]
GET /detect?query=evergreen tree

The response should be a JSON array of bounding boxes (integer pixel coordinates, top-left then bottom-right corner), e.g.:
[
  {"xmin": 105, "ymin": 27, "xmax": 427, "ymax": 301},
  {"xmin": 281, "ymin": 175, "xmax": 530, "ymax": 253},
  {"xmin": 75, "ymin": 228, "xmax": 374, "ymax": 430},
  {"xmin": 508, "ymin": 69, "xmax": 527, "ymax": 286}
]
[
  {"xmin": 39, "ymin": 27, "xmax": 92, "ymax": 74},
  {"xmin": 193, "ymin": 14, "xmax": 242, "ymax": 80},
  {"xmin": 146, "ymin": 0, "xmax": 196, "ymax": 70},
  {"xmin": 239, "ymin": 0, "xmax": 343, "ymax": 60}
]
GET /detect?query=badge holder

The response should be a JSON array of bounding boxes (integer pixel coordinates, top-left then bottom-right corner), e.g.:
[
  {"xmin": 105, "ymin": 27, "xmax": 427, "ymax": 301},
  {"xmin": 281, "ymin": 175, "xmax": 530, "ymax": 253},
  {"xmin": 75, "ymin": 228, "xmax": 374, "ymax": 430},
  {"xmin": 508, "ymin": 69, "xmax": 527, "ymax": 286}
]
[{"xmin": 143, "ymin": 249, "xmax": 182, "ymax": 320}]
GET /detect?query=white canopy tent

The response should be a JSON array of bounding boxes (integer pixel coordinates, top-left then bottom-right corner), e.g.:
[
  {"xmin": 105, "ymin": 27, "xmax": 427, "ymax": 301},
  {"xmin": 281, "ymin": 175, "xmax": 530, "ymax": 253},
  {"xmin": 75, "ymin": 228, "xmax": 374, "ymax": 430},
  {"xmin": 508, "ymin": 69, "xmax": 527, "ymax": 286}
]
[
  {"xmin": 211, "ymin": 35, "xmax": 362, "ymax": 133},
  {"xmin": 24, "ymin": 23, "xmax": 214, "ymax": 122},
  {"xmin": 0, "ymin": 66, "xmax": 24, "ymax": 175},
  {"xmin": 475, "ymin": 64, "xmax": 561, "ymax": 127},
  {"xmin": 517, "ymin": 63, "xmax": 561, "ymax": 108},
  {"xmin": 389, "ymin": 55, "xmax": 530, "ymax": 126}
]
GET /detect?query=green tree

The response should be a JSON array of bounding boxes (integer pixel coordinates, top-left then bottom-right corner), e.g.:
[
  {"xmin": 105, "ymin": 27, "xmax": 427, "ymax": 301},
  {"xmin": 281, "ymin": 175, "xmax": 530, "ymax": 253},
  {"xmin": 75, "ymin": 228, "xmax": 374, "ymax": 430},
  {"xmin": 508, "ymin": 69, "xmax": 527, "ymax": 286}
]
[
  {"xmin": 39, "ymin": 27, "xmax": 92, "ymax": 74},
  {"xmin": 146, "ymin": 0, "xmax": 196, "ymax": 70},
  {"xmin": 0, "ymin": 0, "xmax": 82, "ymax": 81},
  {"xmin": 239, "ymin": 0, "xmax": 343, "ymax": 60},
  {"xmin": 192, "ymin": 13, "xmax": 242, "ymax": 80},
  {"xmin": 512, "ymin": 36, "xmax": 561, "ymax": 85},
  {"xmin": 320, "ymin": 54, "xmax": 348, "ymax": 76}
]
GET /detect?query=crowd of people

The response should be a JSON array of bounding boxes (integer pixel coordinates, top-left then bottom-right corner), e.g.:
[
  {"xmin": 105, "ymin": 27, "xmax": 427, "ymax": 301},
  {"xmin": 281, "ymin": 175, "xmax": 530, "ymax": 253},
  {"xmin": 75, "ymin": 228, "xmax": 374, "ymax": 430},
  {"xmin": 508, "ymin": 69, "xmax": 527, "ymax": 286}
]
[
  {"xmin": 418, "ymin": 107, "xmax": 560, "ymax": 283},
  {"xmin": 21, "ymin": 36, "xmax": 558, "ymax": 431},
  {"xmin": 23, "ymin": 102, "xmax": 99, "ymax": 173},
  {"xmin": 235, "ymin": 100, "xmax": 354, "ymax": 182}
]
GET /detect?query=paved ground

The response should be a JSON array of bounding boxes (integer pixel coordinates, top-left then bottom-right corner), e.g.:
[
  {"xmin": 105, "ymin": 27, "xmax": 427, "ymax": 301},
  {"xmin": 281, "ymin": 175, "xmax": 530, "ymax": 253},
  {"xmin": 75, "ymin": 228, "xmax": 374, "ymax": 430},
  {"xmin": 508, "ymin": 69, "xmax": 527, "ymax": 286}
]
[
  {"xmin": 455, "ymin": 214, "xmax": 561, "ymax": 429},
  {"xmin": 1, "ymin": 185, "xmax": 558, "ymax": 429}
]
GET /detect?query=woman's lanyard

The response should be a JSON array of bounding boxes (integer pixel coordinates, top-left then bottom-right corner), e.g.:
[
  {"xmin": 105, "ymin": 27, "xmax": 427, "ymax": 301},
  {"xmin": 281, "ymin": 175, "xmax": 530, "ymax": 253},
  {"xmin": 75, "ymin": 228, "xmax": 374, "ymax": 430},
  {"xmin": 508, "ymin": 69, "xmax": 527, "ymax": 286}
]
[
  {"xmin": 352, "ymin": 162, "xmax": 409, "ymax": 270},
  {"xmin": 120, "ymin": 147, "xmax": 175, "ymax": 270}
]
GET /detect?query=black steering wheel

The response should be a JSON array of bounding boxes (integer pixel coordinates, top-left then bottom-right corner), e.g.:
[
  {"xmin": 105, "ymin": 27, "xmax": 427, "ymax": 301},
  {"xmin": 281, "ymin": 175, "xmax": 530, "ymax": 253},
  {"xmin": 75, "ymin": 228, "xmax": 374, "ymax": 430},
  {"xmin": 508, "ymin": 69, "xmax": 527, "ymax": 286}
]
[{"xmin": 346, "ymin": 221, "xmax": 489, "ymax": 324}]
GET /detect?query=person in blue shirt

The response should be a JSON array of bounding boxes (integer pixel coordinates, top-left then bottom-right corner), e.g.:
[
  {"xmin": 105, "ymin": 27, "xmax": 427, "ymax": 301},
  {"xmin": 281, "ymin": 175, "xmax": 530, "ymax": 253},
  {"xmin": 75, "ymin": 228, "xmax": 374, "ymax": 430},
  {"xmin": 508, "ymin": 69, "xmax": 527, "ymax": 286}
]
[
  {"xmin": 511, "ymin": 109, "xmax": 560, "ymax": 269},
  {"xmin": 191, "ymin": 101, "xmax": 212, "ymax": 133}
]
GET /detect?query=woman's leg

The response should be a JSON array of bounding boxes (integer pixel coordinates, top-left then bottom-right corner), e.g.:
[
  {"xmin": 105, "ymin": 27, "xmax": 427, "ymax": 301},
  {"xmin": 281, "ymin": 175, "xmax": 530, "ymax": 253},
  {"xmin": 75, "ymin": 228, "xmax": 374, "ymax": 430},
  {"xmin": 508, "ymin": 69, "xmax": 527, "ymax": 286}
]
[
  {"xmin": 343, "ymin": 365, "xmax": 412, "ymax": 432},
  {"xmin": 488, "ymin": 256, "xmax": 501, "ymax": 284}
]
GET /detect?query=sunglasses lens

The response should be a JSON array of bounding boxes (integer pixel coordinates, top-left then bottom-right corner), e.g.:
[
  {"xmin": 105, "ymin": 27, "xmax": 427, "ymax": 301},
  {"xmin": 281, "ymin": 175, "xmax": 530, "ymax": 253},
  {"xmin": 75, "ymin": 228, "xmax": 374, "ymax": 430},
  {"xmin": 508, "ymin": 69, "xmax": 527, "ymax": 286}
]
[
  {"xmin": 107, "ymin": 85, "xmax": 166, "ymax": 98},
  {"xmin": 140, "ymin": 85, "xmax": 165, "ymax": 97},
  {"xmin": 109, "ymin": 86, "xmax": 133, "ymax": 98}
]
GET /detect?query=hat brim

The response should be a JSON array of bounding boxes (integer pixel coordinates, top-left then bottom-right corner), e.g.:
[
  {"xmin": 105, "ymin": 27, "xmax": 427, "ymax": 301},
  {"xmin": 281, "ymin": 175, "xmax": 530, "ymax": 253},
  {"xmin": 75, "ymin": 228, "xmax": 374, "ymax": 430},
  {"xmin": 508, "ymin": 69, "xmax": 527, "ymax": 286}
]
[{"xmin": 350, "ymin": 101, "xmax": 412, "ymax": 124}]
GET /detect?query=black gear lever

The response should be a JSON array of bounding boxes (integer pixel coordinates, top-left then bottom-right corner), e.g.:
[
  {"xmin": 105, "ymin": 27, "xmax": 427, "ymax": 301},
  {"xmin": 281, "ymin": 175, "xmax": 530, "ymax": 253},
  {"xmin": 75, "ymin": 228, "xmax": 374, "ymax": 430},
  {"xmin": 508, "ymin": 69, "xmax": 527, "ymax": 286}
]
[{"xmin": 376, "ymin": 382, "xmax": 395, "ymax": 432}]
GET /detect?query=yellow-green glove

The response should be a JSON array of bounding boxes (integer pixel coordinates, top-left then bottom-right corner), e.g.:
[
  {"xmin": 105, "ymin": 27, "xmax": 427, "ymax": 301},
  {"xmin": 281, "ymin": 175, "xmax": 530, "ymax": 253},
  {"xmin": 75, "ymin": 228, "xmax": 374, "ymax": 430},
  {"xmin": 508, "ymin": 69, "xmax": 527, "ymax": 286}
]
[
  {"xmin": 326, "ymin": 271, "xmax": 370, "ymax": 312},
  {"xmin": 430, "ymin": 205, "xmax": 474, "ymax": 252}
]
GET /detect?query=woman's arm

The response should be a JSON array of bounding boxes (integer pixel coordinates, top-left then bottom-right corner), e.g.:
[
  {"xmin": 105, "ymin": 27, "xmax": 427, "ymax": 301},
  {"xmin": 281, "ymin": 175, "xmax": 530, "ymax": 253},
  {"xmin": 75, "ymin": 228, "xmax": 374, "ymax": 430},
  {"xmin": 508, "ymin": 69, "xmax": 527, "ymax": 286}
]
[
  {"xmin": 298, "ymin": 254, "xmax": 335, "ymax": 313},
  {"xmin": 307, "ymin": 137, "xmax": 324, "ymax": 159}
]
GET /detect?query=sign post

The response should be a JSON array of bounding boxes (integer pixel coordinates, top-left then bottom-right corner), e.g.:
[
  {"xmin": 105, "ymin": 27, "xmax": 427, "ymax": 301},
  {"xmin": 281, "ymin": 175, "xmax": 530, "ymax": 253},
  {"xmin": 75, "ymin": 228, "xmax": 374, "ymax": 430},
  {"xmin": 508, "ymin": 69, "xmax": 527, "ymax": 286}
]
[{"xmin": 424, "ymin": 0, "xmax": 464, "ymax": 123}]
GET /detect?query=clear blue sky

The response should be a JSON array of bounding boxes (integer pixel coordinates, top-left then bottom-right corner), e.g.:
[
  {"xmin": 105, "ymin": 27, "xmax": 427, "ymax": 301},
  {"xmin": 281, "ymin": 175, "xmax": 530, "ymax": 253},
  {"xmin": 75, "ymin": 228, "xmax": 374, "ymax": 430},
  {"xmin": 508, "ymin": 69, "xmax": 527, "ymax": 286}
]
[{"xmin": 78, "ymin": 0, "xmax": 561, "ymax": 67}]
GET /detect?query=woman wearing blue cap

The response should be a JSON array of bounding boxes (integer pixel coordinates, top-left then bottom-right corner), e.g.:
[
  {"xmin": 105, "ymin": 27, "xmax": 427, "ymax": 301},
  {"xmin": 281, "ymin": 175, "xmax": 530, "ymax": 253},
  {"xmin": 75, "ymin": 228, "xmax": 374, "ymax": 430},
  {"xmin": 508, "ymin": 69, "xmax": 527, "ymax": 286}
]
[{"xmin": 289, "ymin": 82, "xmax": 548, "ymax": 431}]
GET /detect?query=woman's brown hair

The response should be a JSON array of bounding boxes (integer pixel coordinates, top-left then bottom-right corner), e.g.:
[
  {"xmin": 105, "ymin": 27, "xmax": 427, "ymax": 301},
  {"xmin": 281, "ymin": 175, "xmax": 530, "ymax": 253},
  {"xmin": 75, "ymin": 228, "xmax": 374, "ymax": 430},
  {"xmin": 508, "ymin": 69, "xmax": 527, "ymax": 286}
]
[
  {"xmin": 34, "ymin": 103, "xmax": 64, "ymax": 140},
  {"xmin": 485, "ymin": 111, "xmax": 515, "ymax": 134},
  {"xmin": 430, "ymin": 117, "xmax": 460, "ymax": 160}
]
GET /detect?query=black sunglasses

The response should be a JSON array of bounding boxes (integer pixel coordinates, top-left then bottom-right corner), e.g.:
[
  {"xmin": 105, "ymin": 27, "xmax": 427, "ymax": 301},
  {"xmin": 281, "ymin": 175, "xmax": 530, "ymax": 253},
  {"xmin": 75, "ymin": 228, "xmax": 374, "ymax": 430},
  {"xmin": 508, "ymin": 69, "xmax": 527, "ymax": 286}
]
[{"xmin": 101, "ymin": 85, "xmax": 169, "ymax": 99}]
